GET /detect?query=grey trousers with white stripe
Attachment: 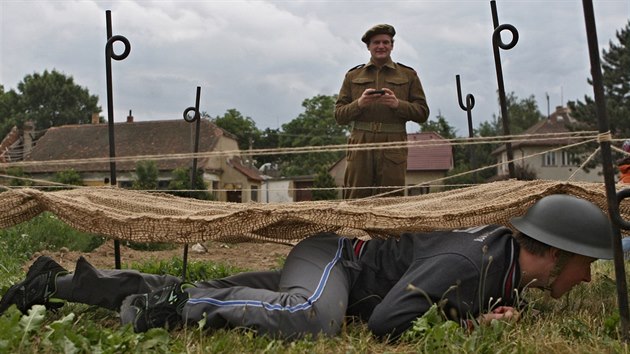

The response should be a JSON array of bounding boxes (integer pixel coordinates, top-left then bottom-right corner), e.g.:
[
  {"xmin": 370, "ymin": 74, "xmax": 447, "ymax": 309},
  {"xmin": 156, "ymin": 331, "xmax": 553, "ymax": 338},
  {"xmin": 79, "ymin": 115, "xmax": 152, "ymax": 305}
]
[
  {"xmin": 56, "ymin": 233, "xmax": 357, "ymax": 339},
  {"xmin": 184, "ymin": 233, "xmax": 356, "ymax": 338}
]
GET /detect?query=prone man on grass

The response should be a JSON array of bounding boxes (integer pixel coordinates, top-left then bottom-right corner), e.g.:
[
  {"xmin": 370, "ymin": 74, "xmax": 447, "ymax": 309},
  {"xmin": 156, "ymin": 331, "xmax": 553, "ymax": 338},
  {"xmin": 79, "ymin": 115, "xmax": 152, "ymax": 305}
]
[{"xmin": 0, "ymin": 194, "xmax": 614, "ymax": 340}]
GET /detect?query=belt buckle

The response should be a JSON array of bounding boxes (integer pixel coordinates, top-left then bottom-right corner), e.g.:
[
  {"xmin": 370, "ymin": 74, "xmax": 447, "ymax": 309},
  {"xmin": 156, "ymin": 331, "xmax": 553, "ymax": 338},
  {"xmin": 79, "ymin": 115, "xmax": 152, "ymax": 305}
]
[{"xmin": 371, "ymin": 122, "xmax": 382, "ymax": 132}]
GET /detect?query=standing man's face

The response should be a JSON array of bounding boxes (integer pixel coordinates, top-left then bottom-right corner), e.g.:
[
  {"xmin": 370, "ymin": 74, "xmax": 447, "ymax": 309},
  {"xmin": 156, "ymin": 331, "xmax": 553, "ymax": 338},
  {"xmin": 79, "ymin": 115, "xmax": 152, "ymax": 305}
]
[{"xmin": 368, "ymin": 34, "xmax": 394, "ymax": 65}]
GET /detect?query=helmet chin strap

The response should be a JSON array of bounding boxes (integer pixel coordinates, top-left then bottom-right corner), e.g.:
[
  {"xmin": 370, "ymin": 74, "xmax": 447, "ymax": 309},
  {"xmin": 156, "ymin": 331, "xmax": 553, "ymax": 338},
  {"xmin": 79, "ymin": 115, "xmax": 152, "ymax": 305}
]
[{"xmin": 543, "ymin": 251, "xmax": 572, "ymax": 291}]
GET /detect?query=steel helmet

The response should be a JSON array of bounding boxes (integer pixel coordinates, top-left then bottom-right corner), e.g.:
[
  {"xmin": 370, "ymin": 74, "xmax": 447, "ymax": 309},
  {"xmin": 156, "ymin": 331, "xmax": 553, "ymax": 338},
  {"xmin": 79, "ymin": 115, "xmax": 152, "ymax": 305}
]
[{"xmin": 510, "ymin": 194, "xmax": 613, "ymax": 259}]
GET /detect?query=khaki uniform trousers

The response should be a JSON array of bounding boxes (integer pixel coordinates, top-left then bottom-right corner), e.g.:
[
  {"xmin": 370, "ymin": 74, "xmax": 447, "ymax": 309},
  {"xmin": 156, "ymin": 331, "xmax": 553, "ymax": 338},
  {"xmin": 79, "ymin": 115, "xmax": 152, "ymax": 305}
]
[{"xmin": 344, "ymin": 129, "xmax": 407, "ymax": 199}]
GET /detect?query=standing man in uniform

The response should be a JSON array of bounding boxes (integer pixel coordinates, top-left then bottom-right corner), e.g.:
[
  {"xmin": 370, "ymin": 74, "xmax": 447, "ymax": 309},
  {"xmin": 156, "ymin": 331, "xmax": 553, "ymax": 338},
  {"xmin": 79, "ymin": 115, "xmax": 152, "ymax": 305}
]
[{"xmin": 335, "ymin": 24, "xmax": 430, "ymax": 199}]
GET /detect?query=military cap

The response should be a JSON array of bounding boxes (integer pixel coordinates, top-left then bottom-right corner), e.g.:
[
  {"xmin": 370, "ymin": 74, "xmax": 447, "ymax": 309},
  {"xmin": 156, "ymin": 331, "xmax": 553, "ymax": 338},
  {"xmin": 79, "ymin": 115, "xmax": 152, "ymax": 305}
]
[{"xmin": 361, "ymin": 24, "xmax": 396, "ymax": 44}]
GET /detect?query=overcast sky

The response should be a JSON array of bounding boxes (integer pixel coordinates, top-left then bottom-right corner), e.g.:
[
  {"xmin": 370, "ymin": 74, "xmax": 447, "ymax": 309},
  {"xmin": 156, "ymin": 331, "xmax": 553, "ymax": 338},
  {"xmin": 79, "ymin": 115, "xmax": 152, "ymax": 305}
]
[{"xmin": 1, "ymin": 0, "xmax": 628, "ymax": 136}]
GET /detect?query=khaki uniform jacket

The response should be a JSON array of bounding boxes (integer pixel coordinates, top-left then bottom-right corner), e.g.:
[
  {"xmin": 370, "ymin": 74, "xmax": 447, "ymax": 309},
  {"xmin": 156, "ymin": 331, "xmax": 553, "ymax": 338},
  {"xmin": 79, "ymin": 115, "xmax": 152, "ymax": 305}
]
[
  {"xmin": 334, "ymin": 58, "xmax": 430, "ymax": 199},
  {"xmin": 334, "ymin": 58, "xmax": 429, "ymax": 126}
]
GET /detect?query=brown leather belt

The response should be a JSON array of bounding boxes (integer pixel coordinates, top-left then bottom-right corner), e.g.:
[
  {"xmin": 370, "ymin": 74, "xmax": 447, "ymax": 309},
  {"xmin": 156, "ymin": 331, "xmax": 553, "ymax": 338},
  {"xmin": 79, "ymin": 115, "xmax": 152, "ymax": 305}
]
[{"xmin": 351, "ymin": 121, "xmax": 406, "ymax": 133}]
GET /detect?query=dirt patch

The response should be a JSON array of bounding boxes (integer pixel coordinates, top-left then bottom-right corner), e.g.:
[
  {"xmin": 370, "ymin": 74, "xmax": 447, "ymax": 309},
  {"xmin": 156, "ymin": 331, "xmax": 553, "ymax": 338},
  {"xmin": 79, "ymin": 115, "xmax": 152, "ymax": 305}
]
[{"xmin": 30, "ymin": 240, "xmax": 293, "ymax": 273}]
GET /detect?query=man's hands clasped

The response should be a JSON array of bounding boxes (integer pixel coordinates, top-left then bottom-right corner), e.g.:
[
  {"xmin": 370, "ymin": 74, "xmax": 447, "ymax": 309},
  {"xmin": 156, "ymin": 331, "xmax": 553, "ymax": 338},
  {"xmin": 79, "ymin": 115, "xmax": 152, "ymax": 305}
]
[{"xmin": 358, "ymin": 88, "xmax": 399, "ymax": 109}]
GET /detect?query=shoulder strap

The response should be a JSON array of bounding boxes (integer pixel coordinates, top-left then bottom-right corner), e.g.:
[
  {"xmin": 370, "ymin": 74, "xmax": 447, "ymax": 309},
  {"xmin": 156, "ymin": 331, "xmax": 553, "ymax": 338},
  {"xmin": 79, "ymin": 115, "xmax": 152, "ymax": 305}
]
[
  {"xmin": 396, "ymin": 62, "xmax": 416, "ymax": 72},
  {"xmin": 347, "ymin": 64, "xmax": 365, "ymax": 72}
]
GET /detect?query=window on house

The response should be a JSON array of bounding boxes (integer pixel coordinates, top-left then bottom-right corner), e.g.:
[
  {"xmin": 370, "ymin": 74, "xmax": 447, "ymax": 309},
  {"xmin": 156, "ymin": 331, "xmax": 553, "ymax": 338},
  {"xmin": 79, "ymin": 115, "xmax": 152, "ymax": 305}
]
[
  {"xmin": 119, "ymin": 180, "xmax": 133, "ymax": 188},
  {"xmin": 408, "ymin": 185, "xmax": 429, "ymax": 196},
  {"xmin": 543, "ymin": 152, "xmax": 556, "ymax": 166},
  {"xmin": 561, "ymin": 151, "xmax": 578, "ymax": 166},
  {"xmin": 212, "ymin": 181, "xmax": 219, "ymax": 199},
  {"xmin": 499, "ymin": 154, "xmax": 508, "ymax": 175},
  {"xmin": 250, "ymin": 185, "xmax": 259, "ymax": 202}
]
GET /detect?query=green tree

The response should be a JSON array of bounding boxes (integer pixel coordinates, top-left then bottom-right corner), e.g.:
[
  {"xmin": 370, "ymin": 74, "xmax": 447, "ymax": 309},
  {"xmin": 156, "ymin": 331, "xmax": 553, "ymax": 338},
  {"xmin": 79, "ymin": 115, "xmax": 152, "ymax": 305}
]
[
  {"xmin": 569, "ymin": 21, "xmax": 630, "ymax": 137},
  {"xmin": 473, "ymin": 118, "xmax": 503, "ymax": 181},
  {"xmin": 419, "ymin": 113, "xmax": 457, "ymax": 139},
  {"xmin": 311, "ymin": 167, "xmax": 338, "ymax": 200},
  {"xmin": 167, "ymin": 167, "xmax": 212, "ymax": 200},
  {"xmin": 8, "ymin": 70, "xmax": 100, "ymax": 132},
  {"xmin": 279, "ymin": 95, "xmax": 347, "ymax": 176},
  {"xmin": 0, "ymin": 85, "xmax": 20, "ymax": 139},
  {"xmin": 499, "ymin": 92, "xmax": 544, "ymax": 135},
  {"xmin": 254, "ymin": 127, "xmax": 282, "ymax": 167},
  {"xmin": 132, "ymin": 160, "xmax": 158, "ymax": 190},
  {"xmin": 4, "ymin": 167, "xmax": 32, "ymax": 187},
  {"xmin": 213, "ymin": 109, "xmax": 261, "ymax": 151},
  {"xmin": 52, "ymin": 169, "xmax": 84, "ymax": 189}
]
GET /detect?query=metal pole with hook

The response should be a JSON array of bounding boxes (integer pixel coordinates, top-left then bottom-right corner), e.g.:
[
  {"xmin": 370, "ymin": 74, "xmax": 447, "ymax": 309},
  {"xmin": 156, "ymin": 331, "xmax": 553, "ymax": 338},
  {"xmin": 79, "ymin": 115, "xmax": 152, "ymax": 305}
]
[
  {"xmin": 490, "ymin": 0, "xmax": 517, "ymax": 179},
  {"xmin": 181, "ymin": 86, "xmax": 202, "ymax": 281},
  {"xmin": 105, "ymin": 10, "xmax": 131, "ymax": 269},
  {"xmin": 582, "ymin": 0, "xmax": 629, "ymax": 341},
  {"xmin": 456, "ymin": 74, "xmax": 477, "ymax": 183}
]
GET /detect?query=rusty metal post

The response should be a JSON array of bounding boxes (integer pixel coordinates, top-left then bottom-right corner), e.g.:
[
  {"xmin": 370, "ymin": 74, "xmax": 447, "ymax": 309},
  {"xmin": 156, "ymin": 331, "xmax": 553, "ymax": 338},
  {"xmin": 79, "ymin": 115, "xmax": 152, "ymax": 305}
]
[
  {"xmin": 490, "ymin": 0, "xmax": 517, "ymax": 179},
  {"xmin": 181, "ymin": 86, "xmax": 202, "ymax": 280},
  {"xmin": 582, "ymin": 0, "xmax": 630, "ymax": 341},
  {"xmin": 456, "ymin": 74, "xmax": 477, "ymax": 183},
  {"xmin": 105, "ymin": 10, "xmax": 131, "ymax": 269}
]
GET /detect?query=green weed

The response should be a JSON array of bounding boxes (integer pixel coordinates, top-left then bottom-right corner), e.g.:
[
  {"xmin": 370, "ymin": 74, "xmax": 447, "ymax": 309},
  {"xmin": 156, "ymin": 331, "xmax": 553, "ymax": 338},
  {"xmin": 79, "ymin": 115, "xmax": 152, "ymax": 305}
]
[{"xmin": 126, "ymin": 256, "xmax": 246, "ymax": 282}]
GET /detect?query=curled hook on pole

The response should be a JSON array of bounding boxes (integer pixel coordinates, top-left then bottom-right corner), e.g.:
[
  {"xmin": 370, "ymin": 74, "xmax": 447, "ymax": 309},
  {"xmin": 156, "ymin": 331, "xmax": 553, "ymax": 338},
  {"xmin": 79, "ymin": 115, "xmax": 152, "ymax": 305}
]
[
  {"xmin": 490, "ymin": 0, "xmax": 517, "ymax": 179},
  {"xmin": 104, "ymin": 10, "xmax": 131, "ymax": 270},
  {"xmin": 181, "ymin": 86, "xmax": 202, "ymax": 281},
  {"xmin": 492, "ymin": 24, "xmax": 519, "ymax": 50},
  {"xmin": 456, "ymin": 75, "xmax": 477, "ymax": 183},
  {"xmin": 106, "ymin": 35, "xmax": 131, "ymax": 61},
  {"xmin": 456, "ymin": 75, "xmax": 475, "ymax": 120},
  {"xmin": 182, "ymin": 86, "xmax": 202, "ymax": 187},
  {"xmin": 183, "ymin": 91, "xmax": 201, "ymax": 123}
]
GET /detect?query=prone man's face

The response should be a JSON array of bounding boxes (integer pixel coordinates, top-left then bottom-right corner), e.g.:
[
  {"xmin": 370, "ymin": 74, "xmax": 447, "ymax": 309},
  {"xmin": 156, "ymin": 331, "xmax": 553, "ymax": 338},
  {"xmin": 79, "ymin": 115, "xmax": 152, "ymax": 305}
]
[{"xmin": 548, "ymin": 254, "xmax": 595, "ymax": 298}]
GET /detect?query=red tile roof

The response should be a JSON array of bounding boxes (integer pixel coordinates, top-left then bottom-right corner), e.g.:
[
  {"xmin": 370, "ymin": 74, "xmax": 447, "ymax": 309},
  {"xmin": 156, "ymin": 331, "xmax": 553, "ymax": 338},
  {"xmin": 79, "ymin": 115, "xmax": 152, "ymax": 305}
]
[
  {"xmin": 407, "ymin": 132, "xmax": 453, "ymax": 171},
  {"xmin": 229, "ymin": 157, "xmax": 264, "ymax": 182}
]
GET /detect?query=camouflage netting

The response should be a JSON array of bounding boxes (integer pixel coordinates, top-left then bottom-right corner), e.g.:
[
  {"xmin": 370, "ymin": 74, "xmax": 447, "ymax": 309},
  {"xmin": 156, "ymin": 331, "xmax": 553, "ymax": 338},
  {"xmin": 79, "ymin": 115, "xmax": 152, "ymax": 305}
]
[{"xmin": 1, "ymin": 180, "xmax": 629, "ymax": 244}]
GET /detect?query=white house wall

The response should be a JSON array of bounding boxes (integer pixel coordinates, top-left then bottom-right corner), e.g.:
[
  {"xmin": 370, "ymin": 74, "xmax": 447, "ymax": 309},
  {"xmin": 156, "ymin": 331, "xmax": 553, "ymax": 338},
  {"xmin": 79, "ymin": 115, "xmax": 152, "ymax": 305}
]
[
  {"xmin": 498, "ymin": 147, "xmax": 603, "ymax": 183},
  {"xmin": 260, "ymin": 180, "xmax": 293, "ymax": 203}
]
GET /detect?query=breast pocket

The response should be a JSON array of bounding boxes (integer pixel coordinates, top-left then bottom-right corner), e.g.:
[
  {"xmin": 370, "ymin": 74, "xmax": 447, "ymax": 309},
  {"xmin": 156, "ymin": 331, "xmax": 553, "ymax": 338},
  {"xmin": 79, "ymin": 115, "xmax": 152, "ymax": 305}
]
[
  {"xmin": 351, "ymin": 77, "xmax": 375, "ymax": 98},
  {"xmin": 385, "ymin": 77, "xmax": 410, "ymax": 100}
]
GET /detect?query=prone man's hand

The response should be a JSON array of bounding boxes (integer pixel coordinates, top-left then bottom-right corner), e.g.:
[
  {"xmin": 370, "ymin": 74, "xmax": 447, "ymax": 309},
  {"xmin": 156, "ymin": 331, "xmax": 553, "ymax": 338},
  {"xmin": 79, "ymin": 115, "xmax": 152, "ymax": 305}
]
[{"xmin": 478, "ymin": 306, "xmax": 521, "ymax": 325}]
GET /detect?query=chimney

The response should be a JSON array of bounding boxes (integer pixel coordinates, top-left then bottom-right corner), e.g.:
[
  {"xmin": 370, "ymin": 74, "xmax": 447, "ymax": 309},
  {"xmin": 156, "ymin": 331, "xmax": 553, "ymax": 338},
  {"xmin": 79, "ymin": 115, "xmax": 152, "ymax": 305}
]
[
  {"xmin": 91, "ymin": 112, "xmax": 100, "ymax": 124},
  {"xmin": 23, "ymin": 121, "xmax": 35, "ymax": 155},
  {"xmin": 127, "ymin": 110, "xmax": 134, "ymax": 123}
]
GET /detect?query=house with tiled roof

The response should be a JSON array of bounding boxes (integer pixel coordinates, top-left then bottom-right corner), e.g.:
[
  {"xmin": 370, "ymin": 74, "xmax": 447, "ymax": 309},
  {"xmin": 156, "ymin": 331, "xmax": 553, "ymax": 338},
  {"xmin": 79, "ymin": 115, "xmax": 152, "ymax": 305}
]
[
  {"xmin": 491, "ymin": 105, "xmax": 602, "ymax": 182},
  {"xmin": 328, "ymin": 131, "xmax": 453, "ymax": 198},
  {"xmin": 1, "ymin": 115, "xmax": 263, "ymax": 202}
]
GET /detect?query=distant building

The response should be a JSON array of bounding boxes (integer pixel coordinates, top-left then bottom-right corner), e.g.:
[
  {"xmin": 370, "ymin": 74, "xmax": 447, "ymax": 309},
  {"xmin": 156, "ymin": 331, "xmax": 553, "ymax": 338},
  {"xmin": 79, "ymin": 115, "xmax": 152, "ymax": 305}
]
[
  {"xmin": 0, "ymin": 115, "xmax": 263, "ymax": 202},
  {"xmin": 491, "ymin": 106, "xmax": 602, "ymax": 182},
  {"xmin": 259, "ymin": 175, "xmax": 316, "ymax": 203}
]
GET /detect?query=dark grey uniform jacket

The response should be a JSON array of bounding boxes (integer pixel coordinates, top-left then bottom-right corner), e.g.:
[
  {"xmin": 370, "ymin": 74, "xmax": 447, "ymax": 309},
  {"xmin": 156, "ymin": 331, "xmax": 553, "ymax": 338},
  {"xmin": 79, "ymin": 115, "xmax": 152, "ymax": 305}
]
[{"xmin": 349, "ymin": 225, "xmax": 521, "ymax": 338}]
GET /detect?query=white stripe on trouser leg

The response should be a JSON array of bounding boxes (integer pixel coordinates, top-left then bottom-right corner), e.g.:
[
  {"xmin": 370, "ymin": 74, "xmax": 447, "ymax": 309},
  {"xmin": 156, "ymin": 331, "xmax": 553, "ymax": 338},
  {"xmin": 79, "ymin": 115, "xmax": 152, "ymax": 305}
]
[{"xmin": 186, "ymin": 237, "xmax": 345, "ymax": 312}]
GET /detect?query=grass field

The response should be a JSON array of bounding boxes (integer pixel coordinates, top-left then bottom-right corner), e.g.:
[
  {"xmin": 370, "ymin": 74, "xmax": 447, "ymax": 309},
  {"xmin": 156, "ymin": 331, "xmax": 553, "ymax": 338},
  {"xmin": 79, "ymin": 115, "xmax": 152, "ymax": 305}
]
[{"xmin": 1, "ymin": 213, "xmax": 629, "ymax": 353}]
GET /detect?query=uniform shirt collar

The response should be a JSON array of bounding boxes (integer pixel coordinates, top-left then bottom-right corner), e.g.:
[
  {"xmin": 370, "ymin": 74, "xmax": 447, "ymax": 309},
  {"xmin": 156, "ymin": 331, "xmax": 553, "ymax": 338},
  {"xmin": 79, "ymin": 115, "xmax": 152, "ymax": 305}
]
[{"xmin": 366, "ymin": 58, "xmax": 396, "ymax": 70}]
